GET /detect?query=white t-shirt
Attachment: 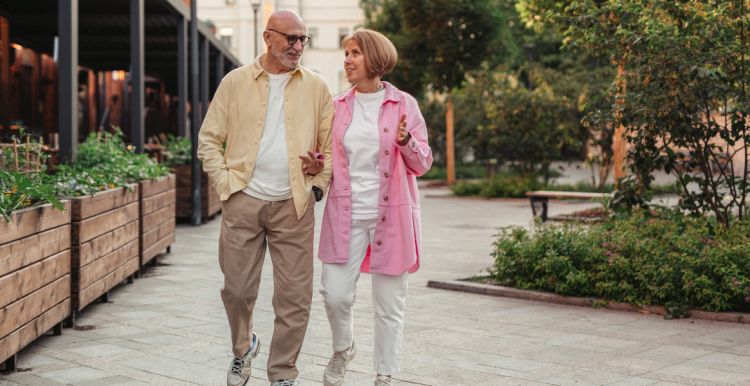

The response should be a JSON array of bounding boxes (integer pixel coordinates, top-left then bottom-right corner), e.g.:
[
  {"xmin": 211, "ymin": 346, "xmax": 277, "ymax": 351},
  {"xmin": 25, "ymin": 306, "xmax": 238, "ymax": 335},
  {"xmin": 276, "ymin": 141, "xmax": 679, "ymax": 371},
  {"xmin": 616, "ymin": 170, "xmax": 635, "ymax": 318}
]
[
  {"xmin": 243, "ymin": 72, "xmax": 293, "ymax": 201},
  {"xmin": 343, "ymin": 88, "xmax": 385, "ymax": 219}
]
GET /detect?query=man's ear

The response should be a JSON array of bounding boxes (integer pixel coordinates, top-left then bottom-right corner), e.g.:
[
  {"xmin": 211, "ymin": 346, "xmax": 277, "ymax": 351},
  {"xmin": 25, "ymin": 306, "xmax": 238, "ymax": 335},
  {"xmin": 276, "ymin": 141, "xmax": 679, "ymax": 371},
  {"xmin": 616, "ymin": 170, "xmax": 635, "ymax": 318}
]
[{"xmin": 263, "ymin": 32, "xmax": 272, "ymax": 47}]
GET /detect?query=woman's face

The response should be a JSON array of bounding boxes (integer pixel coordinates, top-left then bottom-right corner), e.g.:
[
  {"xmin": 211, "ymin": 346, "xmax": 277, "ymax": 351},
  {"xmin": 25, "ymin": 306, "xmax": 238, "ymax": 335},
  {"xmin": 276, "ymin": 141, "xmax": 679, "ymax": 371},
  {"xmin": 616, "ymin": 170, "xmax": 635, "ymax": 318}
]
[{"xmin": 344, "ymin": 40, "xmax": 370, "ymax": 85}]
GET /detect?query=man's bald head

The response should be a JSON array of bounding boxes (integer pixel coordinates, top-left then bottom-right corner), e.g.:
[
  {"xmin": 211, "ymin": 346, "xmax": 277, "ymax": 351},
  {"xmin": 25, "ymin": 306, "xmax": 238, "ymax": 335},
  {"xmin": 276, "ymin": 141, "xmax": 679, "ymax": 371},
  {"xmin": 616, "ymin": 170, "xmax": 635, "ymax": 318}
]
[
  {"xmin": 265, "ymin": 10, "xmax": 304, "ymax": 32},
  {"xmin": 262, "ymin": 9, "xmax": 307, "ymax": 72}
]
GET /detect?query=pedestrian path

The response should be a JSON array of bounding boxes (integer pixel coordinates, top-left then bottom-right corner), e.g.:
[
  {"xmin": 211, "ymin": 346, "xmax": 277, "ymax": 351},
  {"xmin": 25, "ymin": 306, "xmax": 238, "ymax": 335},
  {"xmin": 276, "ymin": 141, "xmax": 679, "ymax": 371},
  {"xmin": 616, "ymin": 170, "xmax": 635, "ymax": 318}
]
[{"xmin": 2, "ymin": 189, "xmax": 750, "ymax": 386}]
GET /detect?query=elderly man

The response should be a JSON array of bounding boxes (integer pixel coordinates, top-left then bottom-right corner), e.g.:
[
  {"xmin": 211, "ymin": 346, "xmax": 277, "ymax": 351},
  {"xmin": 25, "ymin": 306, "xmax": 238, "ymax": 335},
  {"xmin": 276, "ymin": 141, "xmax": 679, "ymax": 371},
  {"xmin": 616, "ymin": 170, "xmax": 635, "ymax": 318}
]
[{"xmin": 198, "ymin": 10, "xmax": 333, "ymax": 386}]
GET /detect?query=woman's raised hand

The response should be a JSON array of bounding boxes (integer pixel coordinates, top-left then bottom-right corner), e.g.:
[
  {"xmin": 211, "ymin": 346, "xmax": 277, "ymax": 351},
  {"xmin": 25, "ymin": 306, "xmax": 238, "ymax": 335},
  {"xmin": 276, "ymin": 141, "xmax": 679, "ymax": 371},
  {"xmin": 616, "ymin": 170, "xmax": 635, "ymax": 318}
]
[
  {"xmin": 300, "ymin": 151, "xmax": 324, "ymax": 175},
  {"xmin": 397, "ymin": 113, "xmax": 411, "ymax": 146}
]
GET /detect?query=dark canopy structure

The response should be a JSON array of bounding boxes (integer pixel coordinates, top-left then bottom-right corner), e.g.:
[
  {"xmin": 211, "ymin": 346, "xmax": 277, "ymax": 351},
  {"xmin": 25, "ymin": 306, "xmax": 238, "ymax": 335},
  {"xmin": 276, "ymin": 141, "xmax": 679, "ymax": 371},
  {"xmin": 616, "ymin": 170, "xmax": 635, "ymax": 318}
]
[{"xmin": 0, "ymin": 0, "xmax": 241, "ymax": 160}]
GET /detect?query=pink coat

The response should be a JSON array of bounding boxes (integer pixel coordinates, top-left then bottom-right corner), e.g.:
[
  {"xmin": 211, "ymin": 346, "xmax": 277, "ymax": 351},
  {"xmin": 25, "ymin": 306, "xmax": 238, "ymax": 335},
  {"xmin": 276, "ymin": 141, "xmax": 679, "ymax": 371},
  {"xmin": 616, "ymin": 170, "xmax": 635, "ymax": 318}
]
[{"xmin": 318, "ymin": 82, "xmax": 433, "ymax": 275}]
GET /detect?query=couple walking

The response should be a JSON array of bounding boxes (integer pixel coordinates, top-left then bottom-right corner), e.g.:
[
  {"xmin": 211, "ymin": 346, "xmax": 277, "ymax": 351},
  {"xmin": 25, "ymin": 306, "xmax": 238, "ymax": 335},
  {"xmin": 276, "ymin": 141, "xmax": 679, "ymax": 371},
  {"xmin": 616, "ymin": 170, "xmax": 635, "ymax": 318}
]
[{"xmin": 197, "ymin": 9, "xmax": 432, "ymax": 386}]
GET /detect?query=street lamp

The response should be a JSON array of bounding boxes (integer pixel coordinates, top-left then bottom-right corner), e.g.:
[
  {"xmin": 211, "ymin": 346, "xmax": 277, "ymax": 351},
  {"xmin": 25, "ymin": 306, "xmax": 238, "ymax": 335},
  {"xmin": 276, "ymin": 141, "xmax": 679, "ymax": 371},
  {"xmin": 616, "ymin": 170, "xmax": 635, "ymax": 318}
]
[{"xmin": 251, "ymin": 0, "xmax": 260, "ymax": 58}]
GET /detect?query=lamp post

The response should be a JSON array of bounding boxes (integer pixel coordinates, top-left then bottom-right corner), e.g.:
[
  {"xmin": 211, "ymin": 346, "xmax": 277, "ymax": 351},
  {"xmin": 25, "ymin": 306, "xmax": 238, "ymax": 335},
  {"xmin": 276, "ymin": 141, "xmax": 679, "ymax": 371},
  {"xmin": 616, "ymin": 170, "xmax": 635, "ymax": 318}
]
[{"xmin": 251, "ymin": 0, "xmax": 260, "ymax": 58}]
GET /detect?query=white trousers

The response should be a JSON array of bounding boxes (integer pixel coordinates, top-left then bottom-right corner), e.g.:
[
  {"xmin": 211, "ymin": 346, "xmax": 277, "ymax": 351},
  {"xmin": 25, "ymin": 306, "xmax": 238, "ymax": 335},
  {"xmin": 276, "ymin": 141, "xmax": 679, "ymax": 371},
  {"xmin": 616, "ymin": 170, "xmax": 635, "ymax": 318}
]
[{"xmin": 319, "ymin": 218, "xmax": 408, "ymax": 375}]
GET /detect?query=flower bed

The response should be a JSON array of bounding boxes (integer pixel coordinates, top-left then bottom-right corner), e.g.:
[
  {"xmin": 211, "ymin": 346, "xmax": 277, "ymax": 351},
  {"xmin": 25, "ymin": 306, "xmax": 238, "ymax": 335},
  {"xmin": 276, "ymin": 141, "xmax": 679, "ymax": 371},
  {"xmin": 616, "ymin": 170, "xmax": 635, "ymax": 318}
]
[
  {"xmin": 0, "ymin": 201, "xmax": 71, "ymax": 370},
  {"xmin": 139, "ymin": 175, "xmax": 176, "ymax": 267},
  {"xmin": 68, "ymin": 184, "xmax": 140, "ymax": 325},
  {"xmin": 490, "ymin": 209, "xmax": 750, "ymax": 318}
]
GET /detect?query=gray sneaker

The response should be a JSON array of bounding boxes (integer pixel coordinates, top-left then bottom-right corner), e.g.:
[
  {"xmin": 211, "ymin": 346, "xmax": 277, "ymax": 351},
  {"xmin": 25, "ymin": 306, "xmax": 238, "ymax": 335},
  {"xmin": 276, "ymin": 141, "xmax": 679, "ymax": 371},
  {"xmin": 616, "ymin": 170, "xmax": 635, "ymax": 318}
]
[
  {"xmin": 270, "ymin": 380, "xmax": 299, "ymax": 386},
  {"xmin": 374, "ymin": 375, "xmax": 392, "ymax": 386},
  {"xmin": 324, "ymin": 341, "xmax": 356, "ymax": 386},
  {"xmin": 227, "ymin": 333, "xmax": 261, "ymax": 386}
]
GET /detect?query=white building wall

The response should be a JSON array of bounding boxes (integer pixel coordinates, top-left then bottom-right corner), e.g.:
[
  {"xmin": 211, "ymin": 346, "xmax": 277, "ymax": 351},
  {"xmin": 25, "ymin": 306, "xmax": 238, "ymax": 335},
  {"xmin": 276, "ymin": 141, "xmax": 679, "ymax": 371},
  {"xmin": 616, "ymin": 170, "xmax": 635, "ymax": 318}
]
[{"xmin": 197, "ymin": 0, "xmax": 364, "ymax": 96}]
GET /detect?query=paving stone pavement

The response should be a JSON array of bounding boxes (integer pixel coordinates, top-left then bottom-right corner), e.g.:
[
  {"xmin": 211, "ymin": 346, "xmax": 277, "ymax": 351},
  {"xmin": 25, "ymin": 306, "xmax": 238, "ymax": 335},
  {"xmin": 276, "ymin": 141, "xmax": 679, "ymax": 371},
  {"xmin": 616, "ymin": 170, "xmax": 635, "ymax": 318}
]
[{"xmin": 3, "ymin": 188, "xmax": 750, "ymax": 386}]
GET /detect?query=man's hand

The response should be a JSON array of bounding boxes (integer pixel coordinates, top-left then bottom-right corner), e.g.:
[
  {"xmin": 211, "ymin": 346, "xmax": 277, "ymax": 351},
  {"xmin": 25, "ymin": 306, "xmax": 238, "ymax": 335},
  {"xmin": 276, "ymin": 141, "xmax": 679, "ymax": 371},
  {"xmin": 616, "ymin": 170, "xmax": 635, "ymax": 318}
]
[
  {"xmin": 300, "ymin": 151, "xmax": 324, "ymax": 175},
  {"xmin": 397, "ymin": 113, "xmax": 411, "ymax": 146}
]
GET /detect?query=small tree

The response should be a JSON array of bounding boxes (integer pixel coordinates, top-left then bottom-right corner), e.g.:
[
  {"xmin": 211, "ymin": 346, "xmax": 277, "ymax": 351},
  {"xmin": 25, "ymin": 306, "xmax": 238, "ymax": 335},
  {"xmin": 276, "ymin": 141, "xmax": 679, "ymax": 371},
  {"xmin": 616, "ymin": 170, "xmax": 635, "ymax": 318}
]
[{"xmin": 558, "ymin": 0, "xmax": 750, "ymax": 227}]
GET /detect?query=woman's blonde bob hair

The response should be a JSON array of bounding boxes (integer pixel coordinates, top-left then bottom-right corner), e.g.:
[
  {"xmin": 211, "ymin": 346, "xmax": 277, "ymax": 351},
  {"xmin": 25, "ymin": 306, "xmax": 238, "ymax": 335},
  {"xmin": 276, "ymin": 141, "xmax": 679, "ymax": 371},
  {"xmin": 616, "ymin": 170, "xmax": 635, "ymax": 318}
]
[{"xmin": 341, "ymin": 29, "xmax": 398, "ymax": 78}]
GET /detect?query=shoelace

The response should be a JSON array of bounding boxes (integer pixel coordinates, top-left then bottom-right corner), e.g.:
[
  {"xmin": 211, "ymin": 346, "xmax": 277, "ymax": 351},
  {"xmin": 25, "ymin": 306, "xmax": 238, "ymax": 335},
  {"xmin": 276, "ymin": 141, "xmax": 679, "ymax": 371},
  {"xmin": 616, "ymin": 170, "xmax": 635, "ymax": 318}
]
[
  {"xmin": 229, "ymin": 357, "xmax": 243, "ymax": 375},
  {"xmin": 272, "ymin": 380, "xmax": 297, "ymax": 386},
  {"xmin": 329, "ymin": 350, "xmax": 347, "ymax": 373}
]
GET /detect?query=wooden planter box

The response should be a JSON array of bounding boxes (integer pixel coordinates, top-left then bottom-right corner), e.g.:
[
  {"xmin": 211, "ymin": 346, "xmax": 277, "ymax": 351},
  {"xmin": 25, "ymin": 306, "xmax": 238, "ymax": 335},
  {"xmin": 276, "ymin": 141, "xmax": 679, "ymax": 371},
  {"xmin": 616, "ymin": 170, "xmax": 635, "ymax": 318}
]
[
  {"xmin": 68, "ymin": 184, "xmax": 140, "ymax": 324},
  {"xmin": 139, "ymin": 174, "xmax": 176, "ymax": 267},
  {"xmin": 0, "ymin": 201, "xmax": 71, "ymax": 370},
  {"xmin": 174, "ymin": 165, "xmax": 221, "ymax": 221}
]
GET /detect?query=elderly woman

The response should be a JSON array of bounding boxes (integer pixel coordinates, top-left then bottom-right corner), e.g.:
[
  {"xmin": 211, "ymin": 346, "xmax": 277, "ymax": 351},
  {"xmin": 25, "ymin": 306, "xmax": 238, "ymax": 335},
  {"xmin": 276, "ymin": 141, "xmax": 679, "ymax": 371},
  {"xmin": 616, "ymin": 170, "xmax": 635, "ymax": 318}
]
[{"xmin": 316, "ymin": 29, "xmax": 432, "ymax": 386}]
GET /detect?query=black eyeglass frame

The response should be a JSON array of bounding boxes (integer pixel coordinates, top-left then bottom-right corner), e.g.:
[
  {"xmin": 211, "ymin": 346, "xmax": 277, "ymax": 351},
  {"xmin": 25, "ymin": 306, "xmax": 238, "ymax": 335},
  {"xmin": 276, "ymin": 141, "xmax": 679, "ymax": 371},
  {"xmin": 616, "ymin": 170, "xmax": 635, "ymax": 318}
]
[{"xmin": 268, "ymin": 29, "xmax": 311, "ymax": 47}]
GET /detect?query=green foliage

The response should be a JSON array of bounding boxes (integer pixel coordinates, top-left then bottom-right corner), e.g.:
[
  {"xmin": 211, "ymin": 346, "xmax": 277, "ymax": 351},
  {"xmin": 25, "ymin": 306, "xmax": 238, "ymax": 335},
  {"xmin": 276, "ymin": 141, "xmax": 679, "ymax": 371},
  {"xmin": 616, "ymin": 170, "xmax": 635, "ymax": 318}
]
[
  {"xmin": 490, "ymin": 208, "xmax": 750, "ymax": 314},
  {"xmin": 74, "ymin": 129, "xmax": 172, "ymax": 182},
  {"xmin": 419, "ymin": 163, "xmax": 487, "ymax": 180},
  {"xmin": 0, "ymin": 127, "xmax": 50, "ymax": 173},
  {"xmin": 361, "ymin": 0, "xmax": 502, "ymax": 96},
  {"xmin": 552, "ymin": 0, "xmax": 750, "ymax": 227},
  {"xmin": 0, "ymin": 171, "xmax": 64, "ymax": 225},
  {"xmin": 452, "ymin": 172, "xmax": 681, "ymax": 198},
  {"xmin": 451, "ymin": 172, "xmax": 543, "ymax": 197},
  {"xmin": 161, "ymin": 135, "xmax": 192, "ymax": 166}
]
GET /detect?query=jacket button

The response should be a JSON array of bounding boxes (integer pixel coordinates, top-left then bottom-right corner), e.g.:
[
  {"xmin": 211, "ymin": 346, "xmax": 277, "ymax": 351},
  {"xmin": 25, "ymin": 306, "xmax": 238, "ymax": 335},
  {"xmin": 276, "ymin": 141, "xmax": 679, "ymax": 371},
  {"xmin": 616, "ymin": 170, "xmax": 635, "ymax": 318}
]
[
  {"xmin": 384, "ymin": 150, "xmax": 390, "ymax": 155},
  {"xmin": 377, "ymin": 240, "xmax": 382, "ymax": 245},
  {"xmin": 384, "ymin": 127, "xmax": 389, "ymax": 133},
  {"xmin": 384, "ymin": 173, "xmax": 389, "ymax": 178},
  {"xmin": 383, "ymin": 196, "xmax": 388, "ymax": 201},
  {"xmin": 381, "ymin": 216, "xmax": 386, "ymax": 221}
]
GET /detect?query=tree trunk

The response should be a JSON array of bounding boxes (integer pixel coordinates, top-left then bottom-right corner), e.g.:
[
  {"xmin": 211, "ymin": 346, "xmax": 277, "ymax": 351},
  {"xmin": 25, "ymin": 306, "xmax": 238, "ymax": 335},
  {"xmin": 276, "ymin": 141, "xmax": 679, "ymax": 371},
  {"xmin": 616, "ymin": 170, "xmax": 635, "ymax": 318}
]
[
  {"xmin": 446, "ymin": 90, "xmax": 455, "ymax": 183},
  {"xmin": 614, "ymin": 65, "xmax": 628, "ymax": 189}
]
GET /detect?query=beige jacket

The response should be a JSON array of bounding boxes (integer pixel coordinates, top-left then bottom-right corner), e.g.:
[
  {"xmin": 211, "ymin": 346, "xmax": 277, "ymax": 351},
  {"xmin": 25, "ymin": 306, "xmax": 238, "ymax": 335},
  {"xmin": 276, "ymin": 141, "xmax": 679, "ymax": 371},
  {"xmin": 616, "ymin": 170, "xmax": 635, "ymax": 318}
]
[{"xmin": 197, "ymin": 54, "xmax": 334, "ymax": 219}]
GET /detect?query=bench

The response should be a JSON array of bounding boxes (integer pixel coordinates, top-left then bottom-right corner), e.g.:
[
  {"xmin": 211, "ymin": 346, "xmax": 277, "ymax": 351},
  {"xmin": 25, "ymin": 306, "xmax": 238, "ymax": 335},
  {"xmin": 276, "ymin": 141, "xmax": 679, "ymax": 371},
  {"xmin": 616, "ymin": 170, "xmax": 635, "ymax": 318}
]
[{"xmin": 526, "ymin": 191, "xmax": 610, "ymax": 222}]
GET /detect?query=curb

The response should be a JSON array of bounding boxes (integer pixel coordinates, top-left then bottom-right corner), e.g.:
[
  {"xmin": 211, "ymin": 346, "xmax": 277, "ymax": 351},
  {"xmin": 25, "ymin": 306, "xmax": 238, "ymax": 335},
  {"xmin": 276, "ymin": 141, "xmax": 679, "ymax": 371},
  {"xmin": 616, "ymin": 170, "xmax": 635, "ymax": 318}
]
[{"xmin": 427, "ymin": 278, "xmax": 750, "ymax": 324}]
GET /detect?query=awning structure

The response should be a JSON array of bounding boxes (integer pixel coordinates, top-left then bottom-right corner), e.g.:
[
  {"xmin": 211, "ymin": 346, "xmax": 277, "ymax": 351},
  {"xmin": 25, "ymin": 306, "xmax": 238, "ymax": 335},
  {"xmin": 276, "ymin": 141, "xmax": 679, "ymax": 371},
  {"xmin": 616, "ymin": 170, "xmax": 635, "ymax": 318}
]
[{"xmin": 0, "ymin": 0, "xmax": 241, "ymax": 160}]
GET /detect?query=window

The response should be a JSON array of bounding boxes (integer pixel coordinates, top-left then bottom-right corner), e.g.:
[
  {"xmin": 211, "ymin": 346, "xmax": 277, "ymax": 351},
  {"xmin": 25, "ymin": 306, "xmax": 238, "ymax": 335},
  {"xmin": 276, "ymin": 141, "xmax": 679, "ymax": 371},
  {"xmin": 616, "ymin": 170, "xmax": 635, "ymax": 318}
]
[
  {"xmin": 338, "ymin": 70, "xmax": 352, "ymax": 95},
  {"xmin": 219, "ymin": 27, "xmax": 233, "ymax": 48},
  {"xmin": 338, "ymin": 27, "xmax": 349, "ymax": 47},
  {"xmin": 307, "ymin": 27, "xmax": 318, "ymax": 49}
]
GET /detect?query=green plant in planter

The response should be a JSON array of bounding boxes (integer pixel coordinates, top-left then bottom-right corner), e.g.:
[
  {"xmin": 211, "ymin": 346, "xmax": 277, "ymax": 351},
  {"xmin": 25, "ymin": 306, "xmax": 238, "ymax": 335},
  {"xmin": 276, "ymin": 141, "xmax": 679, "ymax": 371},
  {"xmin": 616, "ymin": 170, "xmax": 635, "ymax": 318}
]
[
  {"xmin": 42, "ymin": 165, "xmax": 128, "ymax": 198},
  {"xmin": 74, "ymin": 129, "xmax": 172, "ymax": 181},
  {"xmin": 0, "ymin": 170, "xmax": 64, "ymax": 224},
  {"xmin": 161, "ymin": 135, "xmax": 192, "ymax": 166}
]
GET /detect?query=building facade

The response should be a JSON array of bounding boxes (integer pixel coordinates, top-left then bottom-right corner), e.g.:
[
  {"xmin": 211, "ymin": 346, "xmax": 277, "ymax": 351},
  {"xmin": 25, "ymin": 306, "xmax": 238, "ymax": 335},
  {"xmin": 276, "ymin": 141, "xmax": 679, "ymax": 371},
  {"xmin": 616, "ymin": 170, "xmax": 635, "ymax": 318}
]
[{"xmin": 197, "ymin": 0, "xmax": 362, "ymax": 96}]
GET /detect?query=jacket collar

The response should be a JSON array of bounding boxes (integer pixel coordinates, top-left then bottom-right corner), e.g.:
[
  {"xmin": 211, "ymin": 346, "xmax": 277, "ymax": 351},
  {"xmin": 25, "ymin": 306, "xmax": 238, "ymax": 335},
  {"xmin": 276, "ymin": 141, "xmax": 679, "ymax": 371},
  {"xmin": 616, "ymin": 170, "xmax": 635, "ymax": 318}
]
[
  {"xmin": 250, "ymin": 53, "xmax": 301, "ymax": 79},
  {"xmin": 337, "ymin": 81, "xmax": 401, "ymax": 104}
]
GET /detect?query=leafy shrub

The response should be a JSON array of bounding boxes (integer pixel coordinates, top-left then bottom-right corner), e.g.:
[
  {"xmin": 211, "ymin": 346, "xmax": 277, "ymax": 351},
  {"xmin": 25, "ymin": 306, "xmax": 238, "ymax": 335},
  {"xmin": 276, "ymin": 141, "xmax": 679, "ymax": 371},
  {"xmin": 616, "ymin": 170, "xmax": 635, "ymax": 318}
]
[
  {"xmin": 0, "ymin": 171, "xmax": 64, "ymax": 224},
  {"xmin": 490, "ymin": 208, "xmax": 750, "ymax": 314},
  {"xmin": 419, "ymin": 164, "xmax": 487, "ymax": 180},
  {"xmin": 451, "ymin": 172, "xmax": 542, "ymax": 198},
  {"xmin": 75, "ymin": 129, "xmax": 171, "ymax": 181},
  {"xmin": 161, "ymin": 135, "xmax": 192, "ymax": 166}
]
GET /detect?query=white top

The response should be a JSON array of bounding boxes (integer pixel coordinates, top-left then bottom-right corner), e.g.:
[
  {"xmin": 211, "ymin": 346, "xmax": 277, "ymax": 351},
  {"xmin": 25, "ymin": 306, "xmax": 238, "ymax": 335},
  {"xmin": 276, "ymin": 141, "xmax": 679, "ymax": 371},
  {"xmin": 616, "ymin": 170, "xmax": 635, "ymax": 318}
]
[
  {"xmin": 343, "ymin": 87, "xmax": 386, "ymax": 219},
  {"xmin": 243, "ymin": 72, "xmax": 294, "ymax": 201}
]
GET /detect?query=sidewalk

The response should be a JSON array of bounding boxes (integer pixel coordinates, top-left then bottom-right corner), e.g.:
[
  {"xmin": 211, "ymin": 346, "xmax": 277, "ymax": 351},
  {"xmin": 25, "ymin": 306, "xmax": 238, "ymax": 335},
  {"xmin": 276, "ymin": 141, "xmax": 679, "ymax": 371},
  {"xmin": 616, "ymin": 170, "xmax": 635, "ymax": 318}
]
[{"xmin": 2, "ymin": 189, "xmax": 750, "ymax": 386}]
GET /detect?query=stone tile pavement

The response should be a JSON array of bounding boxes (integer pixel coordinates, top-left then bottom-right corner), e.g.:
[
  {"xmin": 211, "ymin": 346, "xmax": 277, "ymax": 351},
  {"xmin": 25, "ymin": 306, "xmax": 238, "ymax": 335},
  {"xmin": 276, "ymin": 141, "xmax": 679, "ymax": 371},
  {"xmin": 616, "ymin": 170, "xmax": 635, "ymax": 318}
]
[{"xmin": 2, "ymin": 188, "xmax": 750, "ymax": 386}]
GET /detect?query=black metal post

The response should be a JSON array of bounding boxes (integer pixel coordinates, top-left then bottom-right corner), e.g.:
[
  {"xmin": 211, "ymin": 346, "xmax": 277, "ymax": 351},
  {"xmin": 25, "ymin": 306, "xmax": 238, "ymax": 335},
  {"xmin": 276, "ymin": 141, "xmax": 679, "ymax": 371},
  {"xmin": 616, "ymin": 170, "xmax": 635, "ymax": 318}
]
[
  {"xmin": 131, "ymin": 0, "xmax": 145, "ymax": 153},
  {"xmin": 200, "ymin": 36, "xmax": 208, "ymax": 122},
  {"xmin": 178, "ymin": 17, "xmax": 188, "ymax": 137},
  {"xmin": 58, "ymin": 0, "xmax": 78, "ymax": 162},
  {"xmin": 252, "ymin": 1, "xmax": 260, "ymax": 59},
  {"xmin": 190, "ymin": 0, "xmax": 202, "ymax": 226}
]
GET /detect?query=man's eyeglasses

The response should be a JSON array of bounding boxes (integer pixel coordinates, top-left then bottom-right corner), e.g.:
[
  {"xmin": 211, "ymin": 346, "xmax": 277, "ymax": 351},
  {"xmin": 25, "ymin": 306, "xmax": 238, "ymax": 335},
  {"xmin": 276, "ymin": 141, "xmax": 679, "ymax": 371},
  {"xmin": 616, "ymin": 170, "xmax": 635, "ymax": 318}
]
[{"xmin": 268, "ymin": 29, "xmax": 311, "ymax": 46}]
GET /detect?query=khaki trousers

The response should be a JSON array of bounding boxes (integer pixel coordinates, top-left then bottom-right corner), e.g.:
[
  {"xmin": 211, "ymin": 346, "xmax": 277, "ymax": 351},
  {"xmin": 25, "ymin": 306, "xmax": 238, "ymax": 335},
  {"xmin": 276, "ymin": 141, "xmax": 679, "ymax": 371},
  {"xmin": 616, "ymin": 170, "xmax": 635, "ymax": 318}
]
[{"xmin": 219, "ymin": 192, "xmax": 315, "ymax": 382}]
